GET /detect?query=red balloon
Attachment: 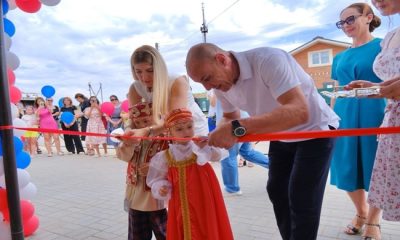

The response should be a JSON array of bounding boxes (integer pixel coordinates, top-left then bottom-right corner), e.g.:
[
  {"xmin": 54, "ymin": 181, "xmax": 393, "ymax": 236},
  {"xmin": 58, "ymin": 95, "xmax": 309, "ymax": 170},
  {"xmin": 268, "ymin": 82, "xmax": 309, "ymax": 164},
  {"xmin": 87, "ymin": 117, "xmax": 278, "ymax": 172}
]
[
  {"xmin": 16, "ymin": 0, "xmax": 41, "ymax": 13},
  {"xmin": 0, "ymin": 188, "xmax": 8, "ymax": 211},
  {"xmin": 2, "ymin": 200, "xmax": 35, "ymax": 222},
  {"xmin": 9, "ymin": 85, "xmax": 22, "ymax": 104},
  {"xmin": 121, "ymin": 99, "xmax": 130, "ymax": 112},
  {"xmin": 23, "ymin": 215, "xmax": 39, "ymax": 237},
  {"xmin": 7, "ymin": 68, "xmax": 15, "ymax": 85},
  {"xmin": 100, "ymin": 102, "xmax": 115, "ymax": 116}
]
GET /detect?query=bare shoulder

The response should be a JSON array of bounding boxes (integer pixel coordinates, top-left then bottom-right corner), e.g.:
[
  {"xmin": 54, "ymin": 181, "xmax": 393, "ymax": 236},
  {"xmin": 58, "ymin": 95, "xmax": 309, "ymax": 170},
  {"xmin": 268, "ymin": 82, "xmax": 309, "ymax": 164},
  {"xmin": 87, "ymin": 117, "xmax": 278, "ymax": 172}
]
[{"xmin": 170, "ymin": 75, "xmax": 189, "ymax": 94}]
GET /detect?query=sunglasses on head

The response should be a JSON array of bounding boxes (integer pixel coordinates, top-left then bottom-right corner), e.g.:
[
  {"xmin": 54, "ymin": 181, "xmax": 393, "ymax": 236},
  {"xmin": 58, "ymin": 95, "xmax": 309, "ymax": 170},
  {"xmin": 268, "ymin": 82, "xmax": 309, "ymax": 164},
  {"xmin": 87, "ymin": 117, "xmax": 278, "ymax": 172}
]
[{"xmin": 336, "ymin": 15, "xmax": 362, "ymax": 29}]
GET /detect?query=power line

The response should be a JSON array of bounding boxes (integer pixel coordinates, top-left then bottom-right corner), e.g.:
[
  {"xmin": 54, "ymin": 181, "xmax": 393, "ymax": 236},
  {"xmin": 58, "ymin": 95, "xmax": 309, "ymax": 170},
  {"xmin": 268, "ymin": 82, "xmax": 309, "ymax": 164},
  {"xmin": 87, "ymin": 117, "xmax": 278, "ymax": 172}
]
[
  {"xmin": 159, "ymin": 0, "xmax": 241, "ymax": 53},
  {"xmin": 207, "ymin": 0, "xmax": 240, "ymax": 26}
]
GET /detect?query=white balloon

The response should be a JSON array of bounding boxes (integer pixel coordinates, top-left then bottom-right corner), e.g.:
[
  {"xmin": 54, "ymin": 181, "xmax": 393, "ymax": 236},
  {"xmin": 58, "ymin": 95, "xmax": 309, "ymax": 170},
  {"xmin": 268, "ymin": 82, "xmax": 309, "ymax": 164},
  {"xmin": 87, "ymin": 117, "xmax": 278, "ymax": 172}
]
[
  {"xmin": 40, "ymin": 0, "xmax": 61, "ymax": 6},
  {"xmin": 0, "ymin": 157, "xmax": 3, "ymax": 176},
  {"xmin": 17, "ymin": 169, "xmax": 31, "ymax": 188},
  {"xmin": 6, "ymin": 51, "xmax": 20, "ymax": 70},
  {"xmin": 4, "ymin": 34, "xmax": 12, "ymax": 50},
  {"xmin": 0, "ymin": 219, "xmax": 12, "ymax": 240},
  {"xmin": 0, "ymin": 174, "xmax": 5, "ymax": 188},
  {"xmin": 7, "ymin": 0, "xmax": 17, "ymax": 10},
  {"xmin": 110, "ymin": 128, "xmax": 124, "ymax": 143},
  {"xmin": 20, "ymin": 182, "xmax": 37, "ymax": 200},
  {"xmin": 12, "ymin": 118, "xmax": 27, "ymax": 138},
  {"xmin": 10, "ymin": 104, "xmax": 19, "ymax": 119}
]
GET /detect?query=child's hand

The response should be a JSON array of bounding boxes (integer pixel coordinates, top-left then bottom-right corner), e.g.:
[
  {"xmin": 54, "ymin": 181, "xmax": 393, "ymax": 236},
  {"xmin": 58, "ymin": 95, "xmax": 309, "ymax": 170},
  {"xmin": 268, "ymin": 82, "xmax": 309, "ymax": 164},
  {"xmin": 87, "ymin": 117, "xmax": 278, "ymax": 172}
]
[
  {"xmin": 193, "ymin": 136, "xmax": 208, "ymax": 148},
  {"xmin": 159, "ymin": 185, "xmax": 169, "ymax": 197},
  {"xmin": 138, "ymin": 162, "xmax": 149, "ymax": 176}
]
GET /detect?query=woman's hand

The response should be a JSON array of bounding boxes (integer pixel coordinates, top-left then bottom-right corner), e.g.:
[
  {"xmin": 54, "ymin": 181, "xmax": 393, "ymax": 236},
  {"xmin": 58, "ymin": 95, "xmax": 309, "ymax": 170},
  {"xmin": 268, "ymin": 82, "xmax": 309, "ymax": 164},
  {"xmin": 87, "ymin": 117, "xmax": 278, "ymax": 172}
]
[
  {"xmin": 120, "ymin": 127, "xmax": 148, "ymax": 146},
  {"xmin": 344, "ymin": 80, "xmax": 376, "ymax": 90},
  {"xmin": 379, "ymin": 77, "xmax": 400, "ymax": 100},
  {"xmin": 138, "ymin": 162, "xmax": 149, "ymax": 176}
]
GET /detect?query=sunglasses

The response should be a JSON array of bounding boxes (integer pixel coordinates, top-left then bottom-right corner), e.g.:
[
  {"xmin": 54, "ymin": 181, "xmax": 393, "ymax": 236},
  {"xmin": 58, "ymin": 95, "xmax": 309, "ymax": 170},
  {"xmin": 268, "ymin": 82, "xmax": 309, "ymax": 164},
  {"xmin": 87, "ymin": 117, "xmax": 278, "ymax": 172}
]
[
  {"xmin": 110, "ymin": 98, "xmax": 118, "ymax": 101},
  {"xmin": 336, "ymin": 15, "xmax": 362, "ymax": 29}
]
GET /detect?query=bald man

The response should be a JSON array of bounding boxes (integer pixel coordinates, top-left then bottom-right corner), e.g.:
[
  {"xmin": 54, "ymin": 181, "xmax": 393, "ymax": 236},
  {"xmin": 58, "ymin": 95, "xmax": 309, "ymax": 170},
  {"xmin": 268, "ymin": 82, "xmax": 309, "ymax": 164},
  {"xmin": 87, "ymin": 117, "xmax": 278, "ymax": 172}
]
[{"xmin": 186, "ymin": 43, "xmax": 339, "ymax": 240}]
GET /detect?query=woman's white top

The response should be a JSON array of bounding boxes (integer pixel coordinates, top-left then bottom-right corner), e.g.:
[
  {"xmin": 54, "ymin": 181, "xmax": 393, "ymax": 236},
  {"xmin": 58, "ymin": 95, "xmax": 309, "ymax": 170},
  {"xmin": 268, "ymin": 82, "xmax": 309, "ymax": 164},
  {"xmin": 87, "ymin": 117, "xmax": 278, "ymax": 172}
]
[{"xmin": 133, "ymin": 74, "xmax": 209, "ymax": 136}]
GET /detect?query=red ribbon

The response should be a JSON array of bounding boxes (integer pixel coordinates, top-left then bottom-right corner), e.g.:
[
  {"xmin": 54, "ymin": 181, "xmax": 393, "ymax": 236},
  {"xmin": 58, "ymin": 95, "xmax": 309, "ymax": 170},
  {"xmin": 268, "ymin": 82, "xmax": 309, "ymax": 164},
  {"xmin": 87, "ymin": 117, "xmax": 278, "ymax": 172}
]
[{"xmin": 1, "ymin": 125, "xmax": 400, "ymax": 142}]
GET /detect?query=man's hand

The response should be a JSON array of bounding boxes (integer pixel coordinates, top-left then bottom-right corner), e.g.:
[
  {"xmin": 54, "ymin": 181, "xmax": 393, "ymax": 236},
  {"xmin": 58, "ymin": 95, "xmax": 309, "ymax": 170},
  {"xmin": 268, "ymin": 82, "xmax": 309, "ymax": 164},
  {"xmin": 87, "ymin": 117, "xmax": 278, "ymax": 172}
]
[
  {"xmin": 193, "ymin": 136, "xmax": 208, "ymax": 148},
  {"xmin": 208, "ymin": 122, "xmax": 237, "ymax": 149}
]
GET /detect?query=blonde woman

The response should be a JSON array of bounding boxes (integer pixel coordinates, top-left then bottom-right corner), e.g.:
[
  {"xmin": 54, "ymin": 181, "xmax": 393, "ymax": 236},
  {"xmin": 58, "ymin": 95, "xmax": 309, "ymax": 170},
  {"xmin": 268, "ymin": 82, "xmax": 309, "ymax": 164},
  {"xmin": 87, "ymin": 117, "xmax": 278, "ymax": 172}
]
[{"xmin": 123, "ymin": 45, "xmax": 208, "ymax": 144}]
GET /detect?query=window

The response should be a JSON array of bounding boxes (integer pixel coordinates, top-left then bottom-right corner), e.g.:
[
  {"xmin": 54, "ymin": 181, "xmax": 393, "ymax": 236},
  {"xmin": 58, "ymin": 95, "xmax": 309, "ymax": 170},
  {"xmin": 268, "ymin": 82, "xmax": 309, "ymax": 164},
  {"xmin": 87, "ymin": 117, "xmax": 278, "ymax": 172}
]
[{"xmin": 308, "ymin": 49, "xmax": 332, "ymax": 67}]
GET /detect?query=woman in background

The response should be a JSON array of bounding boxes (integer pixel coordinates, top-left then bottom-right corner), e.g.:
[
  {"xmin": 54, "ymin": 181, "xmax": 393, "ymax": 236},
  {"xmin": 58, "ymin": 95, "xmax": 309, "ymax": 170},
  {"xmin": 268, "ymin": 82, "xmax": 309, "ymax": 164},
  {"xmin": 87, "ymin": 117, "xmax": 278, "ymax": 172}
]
[
  {"xmin": 60, "ymin": 97, "xmax": 85, "ymax": 154},
  {"xmin": 34, "ymin": 97, "xmax": 63, "ymax": 157}
]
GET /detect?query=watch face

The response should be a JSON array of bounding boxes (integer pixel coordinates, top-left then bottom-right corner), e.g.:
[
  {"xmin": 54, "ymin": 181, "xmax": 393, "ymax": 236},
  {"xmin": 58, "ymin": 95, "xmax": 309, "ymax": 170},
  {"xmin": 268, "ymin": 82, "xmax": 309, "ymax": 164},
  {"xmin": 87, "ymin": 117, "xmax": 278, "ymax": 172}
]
[{"xmin": 234, "ymin": 127, "xmax": 246, "ymax": 137}]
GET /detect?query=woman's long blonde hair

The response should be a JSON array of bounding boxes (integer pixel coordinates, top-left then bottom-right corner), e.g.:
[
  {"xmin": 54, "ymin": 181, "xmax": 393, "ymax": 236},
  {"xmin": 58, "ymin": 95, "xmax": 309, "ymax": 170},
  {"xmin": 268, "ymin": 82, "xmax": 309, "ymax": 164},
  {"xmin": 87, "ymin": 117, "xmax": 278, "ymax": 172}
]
[{"xmin": 130, "ymin": 45, "xmax": 169, "ymax": 123}]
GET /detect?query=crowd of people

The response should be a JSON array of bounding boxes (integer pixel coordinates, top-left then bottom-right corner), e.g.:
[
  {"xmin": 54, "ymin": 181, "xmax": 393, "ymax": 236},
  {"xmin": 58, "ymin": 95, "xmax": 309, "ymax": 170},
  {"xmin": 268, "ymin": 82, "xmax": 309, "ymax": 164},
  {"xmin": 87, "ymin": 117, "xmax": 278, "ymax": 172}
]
[
  {"xmin": 17, "ymin": 93, "xmax": 126, "ymax": 158},
  {"xmin": 8, "ymin": 1, "xmax": 399, "ymax": 240}
]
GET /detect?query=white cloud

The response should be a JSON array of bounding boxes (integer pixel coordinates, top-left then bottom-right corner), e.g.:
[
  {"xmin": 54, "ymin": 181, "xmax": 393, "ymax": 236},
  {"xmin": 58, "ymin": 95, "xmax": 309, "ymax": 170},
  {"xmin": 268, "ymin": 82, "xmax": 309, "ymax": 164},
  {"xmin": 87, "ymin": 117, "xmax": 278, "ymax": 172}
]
[{"xmin": 4, "ymin": 0, "xmax": 400, "ymax": 106}]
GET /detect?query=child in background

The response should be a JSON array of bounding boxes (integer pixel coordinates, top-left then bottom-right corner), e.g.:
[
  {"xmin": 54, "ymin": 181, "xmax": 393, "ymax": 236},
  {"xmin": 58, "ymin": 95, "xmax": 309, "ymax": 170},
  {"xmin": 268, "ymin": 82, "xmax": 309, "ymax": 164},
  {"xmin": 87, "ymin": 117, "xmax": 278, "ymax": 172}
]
[
  {"xmin": 116, "ymin": 102, "xmax": 169, "ymax": 240},
  {"xmin": 147, "ymin": 108, "xmax": 233, "ymax": 240},
  {"xmin": 21, "ymin": 105, "xmax": 39, "ymax": 156}
]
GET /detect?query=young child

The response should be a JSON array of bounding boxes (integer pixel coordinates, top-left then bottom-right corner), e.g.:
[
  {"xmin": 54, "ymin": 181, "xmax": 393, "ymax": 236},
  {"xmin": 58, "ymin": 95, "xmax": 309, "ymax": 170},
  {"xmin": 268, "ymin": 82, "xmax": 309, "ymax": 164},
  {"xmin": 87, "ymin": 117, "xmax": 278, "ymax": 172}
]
[
  {"xmin": 146, "ymin": 108, "xmax": 233, "ymax": 240},
  {"xmin": 116, "ymin": 102, "xmax": 169, "ymax": 240},
  {"xmin": 21, "ymin": 105, "xmax": 39, "ymax": 156}
]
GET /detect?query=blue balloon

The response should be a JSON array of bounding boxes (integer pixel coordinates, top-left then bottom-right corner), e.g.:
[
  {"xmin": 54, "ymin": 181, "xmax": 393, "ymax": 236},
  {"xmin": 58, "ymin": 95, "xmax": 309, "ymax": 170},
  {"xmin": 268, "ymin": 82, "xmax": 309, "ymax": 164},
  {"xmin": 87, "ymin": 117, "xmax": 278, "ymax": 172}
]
[
  {"xmin": 13, "ymin": 136, "xmax": 23, "ymax": 154},
  {"xmin": 3, "ymin": 18, "xmax": 15, "ymax": 37},
  {"xmin": 41, "ymin": 85, "xmax": 56, "ymax": 98},
  {"xmin": 60, "ymin": 112, "xmax": 74, "ymax": 124},
  {"xmin": 2, "ymin": 0, "xmax": 9, "ymax": 15},
  {"xmin": 58, "ymin": 98, "xmax": 64, "ymax": 108},
  {"xmin": 0, "ymin": 136, "xmax": 22, "ymax": 156},
  {"xmin": 16, "ymin": 151, "xmax": 31, "ymax": 169}
]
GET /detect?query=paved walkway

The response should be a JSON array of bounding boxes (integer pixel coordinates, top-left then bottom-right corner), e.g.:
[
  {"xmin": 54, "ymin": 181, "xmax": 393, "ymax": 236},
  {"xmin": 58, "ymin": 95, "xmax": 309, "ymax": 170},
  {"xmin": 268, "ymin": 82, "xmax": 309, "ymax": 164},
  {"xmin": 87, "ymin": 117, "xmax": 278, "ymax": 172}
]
[{"xmin": 17, "ymin": 142, "xmax": 400, "ymax": 240}]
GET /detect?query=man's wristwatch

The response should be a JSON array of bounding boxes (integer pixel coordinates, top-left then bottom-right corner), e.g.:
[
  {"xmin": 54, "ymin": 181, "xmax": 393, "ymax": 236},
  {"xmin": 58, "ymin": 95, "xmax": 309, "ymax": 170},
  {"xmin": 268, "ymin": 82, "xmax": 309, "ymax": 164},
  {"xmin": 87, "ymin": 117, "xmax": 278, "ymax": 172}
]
[{"xmin": 231, "ymin": 120, "xmax": 247, "ymax": 137}]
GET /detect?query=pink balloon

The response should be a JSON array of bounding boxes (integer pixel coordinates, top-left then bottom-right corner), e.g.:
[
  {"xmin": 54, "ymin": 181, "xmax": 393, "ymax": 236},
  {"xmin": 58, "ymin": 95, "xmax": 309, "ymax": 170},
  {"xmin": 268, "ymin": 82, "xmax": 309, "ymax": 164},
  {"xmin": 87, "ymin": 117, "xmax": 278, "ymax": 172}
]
[
  {"xmin": 100, "ymin": 102, "xmax": 115, "ymax": 116},
  {"xmin": 23, "ymin": 215, "xmax": 39, "ymax": 237},
  {"xmin": 9, "ymin": 85, "xmax": 22, "ymax": 103},
  {"xmin": 7, "ymin": 68, "xmax": 15, "ymax": 85},
  {"xmin": 16, "ymin": 0, "xmax": 41, "ymax": 13},
  {"xmin": 121, "ymin": 99, "xmax": 130, "ymax": 112}
]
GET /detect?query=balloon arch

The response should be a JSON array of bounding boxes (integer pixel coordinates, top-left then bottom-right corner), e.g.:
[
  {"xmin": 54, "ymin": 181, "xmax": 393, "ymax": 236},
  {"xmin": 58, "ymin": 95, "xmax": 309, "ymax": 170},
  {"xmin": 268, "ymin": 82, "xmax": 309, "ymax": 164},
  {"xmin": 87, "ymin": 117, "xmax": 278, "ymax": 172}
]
[{"xmin": 1, "ymin": 0, "xmax": 62, "ymax": 239}]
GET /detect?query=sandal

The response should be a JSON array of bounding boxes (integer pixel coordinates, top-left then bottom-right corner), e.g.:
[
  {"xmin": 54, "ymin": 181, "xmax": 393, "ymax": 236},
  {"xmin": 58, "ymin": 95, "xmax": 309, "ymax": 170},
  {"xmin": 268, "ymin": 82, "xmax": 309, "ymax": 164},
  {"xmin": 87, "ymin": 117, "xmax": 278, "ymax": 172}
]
[
  {"xmin": 344, "ymin": 214, "xmax": 366, "ymax": 235},
  {"xmin": 362, "ymin": 223, "xmax": 381, "ymax": 240},
  {"xmin": 238, "ymin": 158, "xmax": 244, "ymax": 167}
]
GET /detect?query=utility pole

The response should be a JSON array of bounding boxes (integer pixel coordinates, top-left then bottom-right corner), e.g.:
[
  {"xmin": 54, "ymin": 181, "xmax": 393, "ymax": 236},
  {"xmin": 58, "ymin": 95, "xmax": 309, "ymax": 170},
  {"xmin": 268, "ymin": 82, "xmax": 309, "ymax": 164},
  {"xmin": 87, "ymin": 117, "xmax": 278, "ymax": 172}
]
[
  {"xmin": 155, "ymin": 42, "xmax": 159, "ymax": 50},
  {"xmin": 200, "ymin": 2, "xmax": 208, "ymax": 43},
  {"xmin": 88, "ymin": 82, "xmax": 103, "ymax": 102}
]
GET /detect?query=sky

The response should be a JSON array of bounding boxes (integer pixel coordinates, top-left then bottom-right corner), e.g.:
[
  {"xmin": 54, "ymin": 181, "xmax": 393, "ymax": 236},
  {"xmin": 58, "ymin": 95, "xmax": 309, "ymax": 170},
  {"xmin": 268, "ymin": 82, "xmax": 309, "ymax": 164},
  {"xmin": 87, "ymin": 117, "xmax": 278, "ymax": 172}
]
[{"xmin": 4, "ymin": 0, "xmax": 400, "ymax": 105}]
